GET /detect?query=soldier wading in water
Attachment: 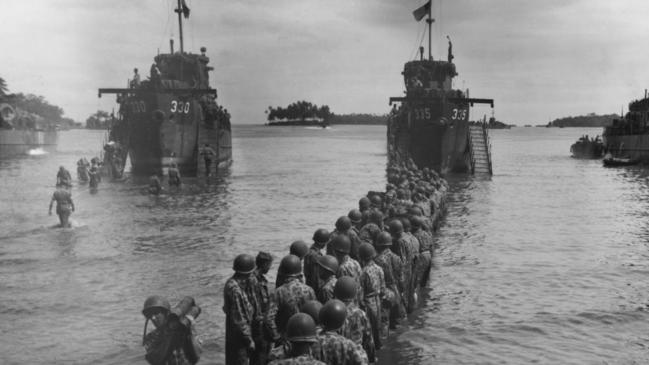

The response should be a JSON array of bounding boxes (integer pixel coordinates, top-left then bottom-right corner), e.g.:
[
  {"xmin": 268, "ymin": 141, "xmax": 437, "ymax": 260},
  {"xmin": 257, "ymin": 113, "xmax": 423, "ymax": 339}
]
[{"xmin": 48, "ymin": 186, "xmax": 75, "ymax": 228}]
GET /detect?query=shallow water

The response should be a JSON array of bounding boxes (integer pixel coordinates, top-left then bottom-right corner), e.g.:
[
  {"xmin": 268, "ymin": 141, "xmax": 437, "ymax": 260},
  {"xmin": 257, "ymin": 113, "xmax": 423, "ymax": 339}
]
[{"xmin": 1, "ymin": 125, "xmax": 648, "ymax": 364}]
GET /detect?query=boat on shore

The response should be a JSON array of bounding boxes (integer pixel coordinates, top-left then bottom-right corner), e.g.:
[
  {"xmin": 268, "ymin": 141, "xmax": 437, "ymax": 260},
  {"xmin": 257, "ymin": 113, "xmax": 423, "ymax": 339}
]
[
  {"xmin": 387, "ymin": 6, "xmax": 494, "ymax": 175},
  {"xmin": 97, "ymin": 1, "xmax": 232, "ymax": 176},
  {"xmin": 602, "ymin": 91, "xmax": 649, "ymax": 165},
  {"xmin": 0, "ymin": 103, "xmax": 58, "ymax": 156}
]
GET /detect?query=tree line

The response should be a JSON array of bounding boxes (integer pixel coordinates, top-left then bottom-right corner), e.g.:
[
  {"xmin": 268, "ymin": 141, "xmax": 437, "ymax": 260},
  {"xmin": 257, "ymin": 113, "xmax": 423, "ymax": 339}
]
[
  {"xmin": 266, "ymin": 101, "xmax": 332, "ymax": 121},
  {"xmin": 549, "ymin": 113, "xmax": 618, "ymax": 127},
  {"xmin": 0, "ymin": 76, "xmax": 77, "ymax": 128}
]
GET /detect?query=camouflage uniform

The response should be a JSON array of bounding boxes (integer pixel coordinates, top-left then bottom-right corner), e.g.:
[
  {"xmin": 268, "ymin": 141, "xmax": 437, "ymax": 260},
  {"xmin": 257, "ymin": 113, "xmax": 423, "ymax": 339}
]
[
  {"xmin": 224, "ymin": 275, "xmax": 258, "ymax": 365},
  {"xmin": 336, "ymin": 255, "xmax": 364, "ymax": 302},
  {"xmin": 143, "ymin": 326, "xmax": 193, "ymax": 365},
  {"xmin": 412, "ymin": 228, "xmax": 434, "ymax": 288},
  {"xmin": 359, "ymin": 261, "xmax": 388, "ymax": 349},
  {"xmin": 303, "ymin": 244, "xmax": 324, "ymax": 293},
  {"xmin": 338, "ymin": 301, "xmax": 375, "ymax": 363},
  {"xmin": 314, "ymin": 330, "xmax": 369, "ymax": 365},
  {"xmin": 403, "ymin": 231, "xmax": 420, "ymax": 313},
  {"xmin": 317, "ymin": 275, "xmax": 337, "ymax": 304},
  {"xmin": 268, "ymin": 354, "xmax": 327, "ymax": 365},
  {"xmin": 374, "ymin": 248, "xmax": 405, "ymax": 326},
  {"xmin": 391, "ymin": 233, "xmax": 419, "ymax": 313},
  {"xmin": 252, "ymin": 269, "xmax": 279, "ymax": 365},
  {"xmin": 268, "ymin": 277, "xmax": 317, "ymax": 336}
]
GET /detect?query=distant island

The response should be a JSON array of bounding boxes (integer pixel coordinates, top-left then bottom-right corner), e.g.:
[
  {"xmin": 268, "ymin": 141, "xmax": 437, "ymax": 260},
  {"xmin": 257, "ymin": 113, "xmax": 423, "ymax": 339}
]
[
  {"xmin": 547, "ymin": 113, "xmax": 618, "ymax": 128},
  {"xmin": 266, "ymin": 101, "xmax": 387, "ymax": 126}
]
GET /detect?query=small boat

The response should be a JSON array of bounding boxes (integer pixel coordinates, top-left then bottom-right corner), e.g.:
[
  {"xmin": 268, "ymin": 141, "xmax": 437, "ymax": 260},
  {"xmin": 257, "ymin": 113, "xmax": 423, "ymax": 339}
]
[{"xmin": 603, "ymin": 154, "xmax": 639, "ymax": 167}]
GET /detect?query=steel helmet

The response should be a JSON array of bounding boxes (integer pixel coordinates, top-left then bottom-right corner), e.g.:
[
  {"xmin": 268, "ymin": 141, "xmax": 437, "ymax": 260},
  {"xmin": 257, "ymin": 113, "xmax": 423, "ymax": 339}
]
[
  {"xmin": 348, "ymin": 209, "xmax": 362, "ymax": 224},
  {"xmin": 289, "ymin": 240, "xmax": 309, "ymax": 259},
  {"xmin": 319, "ymin": 299, "xmax": 347, "ymax": 331},
  {"xmin": 279, "ymin": 254, "xmax": 302, "ymax": 277},
  {"xmin": 286, "ymin": 313, "xmax": 318, "ymax": 343},
  {"xmin": 331, "ymin": 235, "xmax": 351, "ymax": 254},
  {"xmin": 335, "ymin": 216, "xmax": 352, "ymax": 231},
  {"xmin": 334, "ymin": 276, "xmax": 357, "ymax": 301},
  {"xmin": 142, "ymin": 295, "xmax": 171, "ymax": 317},
  {"xmin": 358, "ymin": 196, "xmax": 371, "ymax": 211},
  {"xmin": 388, "ymin": 219, "xmax": 403, "ymax": 235},
  {"xmin": 368, "ymin": 210, "xmax": 383, "ymax": 226},
  {"xmin": 370, "ymin": 195, "xmax": 382, "ymax": 207},
  {"xmin": 358, "ymin": 242, "xmax": 376, "ymax": 261},
  {"xmin": 233, "ymin": 254, "xmax": 255, "ymax": 274},
  {"xmin": 312, "ymin": 228, "xmax": 330, "ymax": 244},
  {"xmin": 410, "ymin": 215, "xmax": 423, "ymax": 229},
  {"xmin": 317, "ymin": 255, "xmax": 339, "ymax": 274},
  {"xmin": 375, "ymin": 231, "xmax": 393, "ymax": 247},
  {"xmin": 300, "ymin": 300, "xmax": 323, "ymax": 325},
  {"xmin": 400, "ymin": 217, "xmax": 411, "ymax": 232}
]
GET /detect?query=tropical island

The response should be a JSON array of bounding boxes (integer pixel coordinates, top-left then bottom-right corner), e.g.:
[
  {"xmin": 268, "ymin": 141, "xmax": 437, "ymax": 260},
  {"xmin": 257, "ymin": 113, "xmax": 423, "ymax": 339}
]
[
  {"xmin": 0, "ymin": 77, "xmax": 79, "ymax": 130},
  {"xmin": 547, "ymin": 113, "xmax": 618, "ymax": 127},
  {"xmin": 265, "ymin": 101, "xmax": 388, "ymax": 126}
]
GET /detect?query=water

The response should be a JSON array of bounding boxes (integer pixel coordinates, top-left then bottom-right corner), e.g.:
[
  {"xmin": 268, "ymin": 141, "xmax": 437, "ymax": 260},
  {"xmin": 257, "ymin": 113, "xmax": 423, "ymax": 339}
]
[{"xmin": 1, "ymin": 125, "xmax": 649, "ymax": 364}]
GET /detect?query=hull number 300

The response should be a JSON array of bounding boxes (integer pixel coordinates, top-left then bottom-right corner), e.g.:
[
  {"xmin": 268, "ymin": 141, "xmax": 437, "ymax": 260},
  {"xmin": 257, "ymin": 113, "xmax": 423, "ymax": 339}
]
[{"xmin": 171, "ymin": 101, "xmax": 191, "ymax": 114}]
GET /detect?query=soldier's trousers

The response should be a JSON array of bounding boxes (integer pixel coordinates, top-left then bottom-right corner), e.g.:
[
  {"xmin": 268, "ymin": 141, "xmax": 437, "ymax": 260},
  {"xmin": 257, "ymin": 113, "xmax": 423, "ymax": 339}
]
[{"xmin": 363, "ymin": 295, "xmax": 385, "ymax": 350}]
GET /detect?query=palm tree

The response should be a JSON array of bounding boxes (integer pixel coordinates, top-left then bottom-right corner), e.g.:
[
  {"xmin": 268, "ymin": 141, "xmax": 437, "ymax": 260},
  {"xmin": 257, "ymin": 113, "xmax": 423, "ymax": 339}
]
[{"xmin": 0, "ymin": 77, "xmax": 8, "ymax": 97}]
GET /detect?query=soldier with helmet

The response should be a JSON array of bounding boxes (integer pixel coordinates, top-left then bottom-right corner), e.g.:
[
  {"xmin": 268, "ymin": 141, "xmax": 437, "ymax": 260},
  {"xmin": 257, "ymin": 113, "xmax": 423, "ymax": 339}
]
[
  {"xmin": 315, "ymin": 299, "xmax": 368, "ymax": 365},
  {"xmin": 277, "ymin": 240, "xmax": 309, "ymax": 288},
  {"xmin": 334, "ymin": 276, "xmax": 375, "ymax": 362},
  {"xmin": 253, "ymin": 251, "xmax": 279, "ymax": 365},
  {"xmin": 328, "ymin": 216, "xmax": 362, "ymax": 261},
  {"xmin": 224, "ymin": 254, "xmax": 259, "ymax": 365},
  {"xmin": 397, "ymin": 217, "xmax": 420, "ymax": 313},
  {"xmin": 358, "ymin": 242, "xmax": 388, "ymax": 349},
  {"xmin": 304, "ymin": 228, "xmax": 330, "ymax": 293},
  {"xmin": 316, "ymin": 255, "xmax": 339, "ymax": 304},
  {"xmin": 141, "ymin": 295, "xmax": 202, "ymax": 365},
  {"xmin": 348, "ymin": 209, "xmax": 363, "ymax": 232},
  {"xmin": 410, "ymin": 216, "xmax": 434, "ymax": 288},
  {"xmin": 330, "ymin": 235, "xmax": 363, "ymax": 302},
  {"xmin": 268, "ymin": 313, "xmax": 326, "ymax": 365},
  {"xmin": 268, "ymin": 255, "xmax": 317, "ymax": 339},
  {"xmin": 373, "ymin": 231, "xmax": 405, "ymax": 329}
]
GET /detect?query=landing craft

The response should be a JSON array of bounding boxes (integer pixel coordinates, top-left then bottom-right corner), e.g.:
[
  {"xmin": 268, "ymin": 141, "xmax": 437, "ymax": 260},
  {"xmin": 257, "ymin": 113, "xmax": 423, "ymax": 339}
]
[
  {"xmin": 388, "ymin": 1, "xmax": 494, "ymax": 175},
  {"xmin": 98, "ymin": 0, "xmax": 232, "ymax": 177}
]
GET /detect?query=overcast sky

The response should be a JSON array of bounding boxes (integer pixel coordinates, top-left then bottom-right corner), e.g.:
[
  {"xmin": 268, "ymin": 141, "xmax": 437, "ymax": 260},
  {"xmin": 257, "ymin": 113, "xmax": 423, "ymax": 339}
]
[{"xmin": 3, "ymin": 0, "xmax": 649, "ymax": 125}]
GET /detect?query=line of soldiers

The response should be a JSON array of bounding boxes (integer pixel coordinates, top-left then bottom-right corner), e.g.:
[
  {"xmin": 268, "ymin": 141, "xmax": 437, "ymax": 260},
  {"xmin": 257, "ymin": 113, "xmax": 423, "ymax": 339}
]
[{"xmin": 223, "ymin": 160, "xmax": 447, "ymax": 365}]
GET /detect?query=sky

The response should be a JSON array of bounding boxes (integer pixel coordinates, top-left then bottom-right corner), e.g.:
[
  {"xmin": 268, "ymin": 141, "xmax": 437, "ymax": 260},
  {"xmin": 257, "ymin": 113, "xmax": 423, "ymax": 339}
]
[{"xmin": 3, "ymin": 0, "xmax": 649, "ymax": 125}]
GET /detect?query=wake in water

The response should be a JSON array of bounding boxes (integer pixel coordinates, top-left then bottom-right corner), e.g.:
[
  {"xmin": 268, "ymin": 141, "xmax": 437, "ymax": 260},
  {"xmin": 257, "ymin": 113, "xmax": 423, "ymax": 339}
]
[{"xmin": 28, "ymin": 148, "xmax": 47, "ymax": 156}]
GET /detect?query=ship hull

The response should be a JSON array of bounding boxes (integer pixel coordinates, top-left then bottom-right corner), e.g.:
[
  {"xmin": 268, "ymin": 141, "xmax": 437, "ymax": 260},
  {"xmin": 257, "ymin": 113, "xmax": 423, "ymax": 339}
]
[
  {"xmin": 388, "ymin": 99, "xmax": 471, "ymax": 174},
  {"xmin": 602, "ymin": 134, "xmax": 649, "ymax": 162},
  {"xmin": 0, "ymin": 130, "xmax": 58, "ymax": 156},
  {"xmin": 120, "ymin": 92, "xmax": 231, "ymax": 176}
]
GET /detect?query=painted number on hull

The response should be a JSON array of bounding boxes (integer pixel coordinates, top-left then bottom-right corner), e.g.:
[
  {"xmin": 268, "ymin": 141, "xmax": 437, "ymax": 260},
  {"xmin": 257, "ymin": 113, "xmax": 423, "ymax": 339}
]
[
  {"xmin": 171, "ymin": 101, "xmax": 191, "ymax": 114},
  {"xmin": 414, "ymin": 107, "xmax": 431, "ymax": 120},
  {"xmin": 128, "ymin": 101, "xmax": 146, "ymax": 113},
  {"xmin": 451, "ymin": 108, "xmax": 468, "ymax": 120}
]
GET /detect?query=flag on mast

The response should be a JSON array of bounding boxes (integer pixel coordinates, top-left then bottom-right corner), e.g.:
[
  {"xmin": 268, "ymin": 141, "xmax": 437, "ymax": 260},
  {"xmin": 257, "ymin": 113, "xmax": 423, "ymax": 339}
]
[
  {"xmin": 413, "ymin": 0, "xmax": 431, "ymax": 22},
  {"xmin": 181, "ymin": 0, "xmax": 190, "ymax": 18}
]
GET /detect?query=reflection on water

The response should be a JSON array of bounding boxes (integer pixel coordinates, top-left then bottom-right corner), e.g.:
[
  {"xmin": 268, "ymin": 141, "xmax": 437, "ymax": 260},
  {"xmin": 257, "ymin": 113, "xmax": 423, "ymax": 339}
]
[{"xmin": 2, "ymin": 126, "xmax": 649, "ymax": 364}]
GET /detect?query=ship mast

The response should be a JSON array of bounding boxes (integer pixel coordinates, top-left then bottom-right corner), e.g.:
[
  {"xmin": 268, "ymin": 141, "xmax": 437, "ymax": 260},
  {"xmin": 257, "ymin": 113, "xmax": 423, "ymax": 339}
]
[
  {"xmin": 175, "ymin": 0, "xmax": 185, "ymax": 53},
  {"xmin": 426, "ymin": 2, "xmax": 433, "ymax": 60}
]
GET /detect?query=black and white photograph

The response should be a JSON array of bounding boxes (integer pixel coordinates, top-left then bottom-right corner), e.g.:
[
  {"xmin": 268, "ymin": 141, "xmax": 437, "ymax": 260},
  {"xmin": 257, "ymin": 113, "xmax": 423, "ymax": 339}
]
[{"xmin": 2, "ymin": 1, "xmax": 649, "ymax": 364}]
